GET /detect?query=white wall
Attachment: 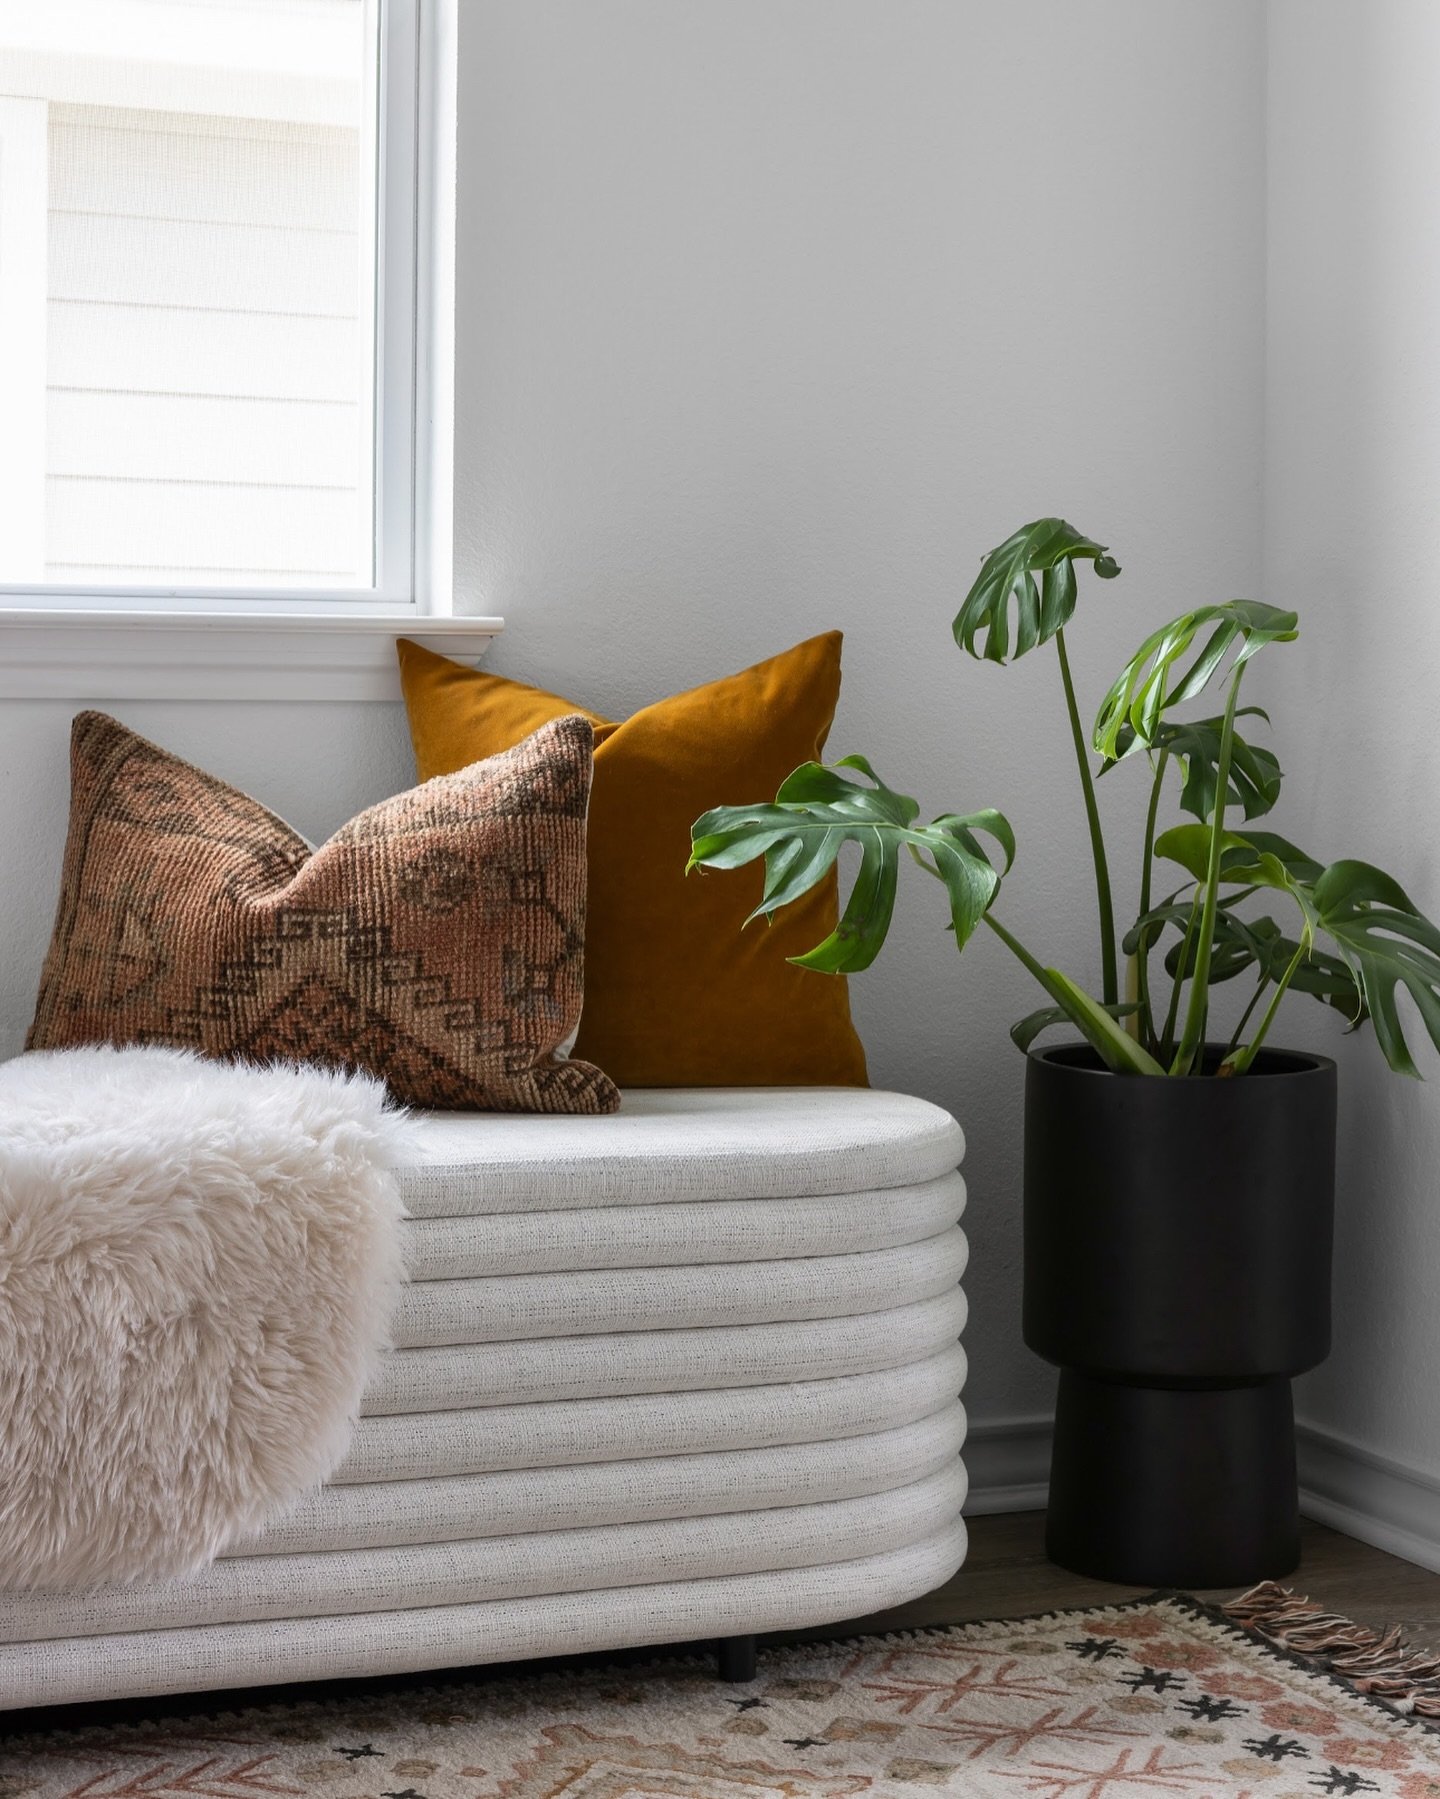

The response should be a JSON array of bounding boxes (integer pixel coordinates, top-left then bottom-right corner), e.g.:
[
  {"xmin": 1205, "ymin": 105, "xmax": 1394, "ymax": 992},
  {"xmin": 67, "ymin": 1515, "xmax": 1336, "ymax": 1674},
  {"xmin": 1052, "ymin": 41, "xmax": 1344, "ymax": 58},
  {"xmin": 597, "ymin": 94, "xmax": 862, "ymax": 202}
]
[
  {"xmin": 1265, "ymin": 0, "xmax": 1440, "ymax": 1561},
  {"xmin": 0, "ymin": 1, "xmax": 1268, "ymax": 1473},
  {"xmin": 450, "ymin": 0, "xmax": 1266, "ymax": 1449}
]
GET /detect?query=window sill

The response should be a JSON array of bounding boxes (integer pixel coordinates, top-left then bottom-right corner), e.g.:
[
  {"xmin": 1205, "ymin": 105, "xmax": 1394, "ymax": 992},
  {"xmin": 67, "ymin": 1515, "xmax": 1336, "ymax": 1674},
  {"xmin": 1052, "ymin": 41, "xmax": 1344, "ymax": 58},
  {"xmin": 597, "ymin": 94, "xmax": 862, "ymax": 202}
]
[{"xmin": 0, "ymin": 609, "xmax": 504, "ymax": 703}]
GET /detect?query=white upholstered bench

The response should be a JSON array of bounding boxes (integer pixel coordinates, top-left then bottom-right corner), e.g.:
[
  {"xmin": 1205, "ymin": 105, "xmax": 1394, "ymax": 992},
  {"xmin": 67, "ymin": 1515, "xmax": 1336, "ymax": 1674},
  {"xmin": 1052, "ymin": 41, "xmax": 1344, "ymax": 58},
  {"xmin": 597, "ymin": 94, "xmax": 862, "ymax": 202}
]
[{"xmin": 0, "ymin": 1088, "xmax": 968, "ymax": 1711}]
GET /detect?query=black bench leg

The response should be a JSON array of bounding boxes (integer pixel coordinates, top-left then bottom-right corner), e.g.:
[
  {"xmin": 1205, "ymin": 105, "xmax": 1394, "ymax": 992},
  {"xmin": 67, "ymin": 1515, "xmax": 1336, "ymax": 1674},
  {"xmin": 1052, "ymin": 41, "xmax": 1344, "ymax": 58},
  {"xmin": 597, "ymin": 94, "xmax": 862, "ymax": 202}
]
[{"xmin": 717, "ymin": 1634, "xmax": 758, "ymax": 1682}]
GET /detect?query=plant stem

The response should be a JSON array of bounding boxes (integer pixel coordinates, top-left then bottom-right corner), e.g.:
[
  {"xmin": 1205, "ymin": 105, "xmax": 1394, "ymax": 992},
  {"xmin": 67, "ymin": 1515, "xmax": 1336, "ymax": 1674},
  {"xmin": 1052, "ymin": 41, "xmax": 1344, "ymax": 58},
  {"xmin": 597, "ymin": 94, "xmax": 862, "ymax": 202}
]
[
  {"xmin": 1139, "ymin": 750, "xmax": 1167, "ymax": 920},
  {"xmin": 983, "ymin": 910, "xmax": 1053, "ymax": 991},
  {"xmin": 1171, "ymin": 664, "xmax": 1244, "ymax": 1075},
  {"xmin": 984, "ymin": 910, "xmax": 1165, "ymax": 1075},
  {"xmin": 1124, "ymin": 949, "xmax": 1141, "ymax": 1041},
  {"xmin": 1160, "ymin": 887, "xmax": 1201, "ymax": 1064},
  {"xmin": 1134, "ymin": 747, "xmax": 1170, "ymax": 1051},
  {"xmin": 1225, "ymin": 942, "xmax": 1306, "ymax": 1073},
  {"xmin": 1056, "ymin": 628, "xmax": 1118, "ymax": 1007},
  {"xmin": 1224, "ymin": 971, "xmax": 1271, "ymax": 1061}
]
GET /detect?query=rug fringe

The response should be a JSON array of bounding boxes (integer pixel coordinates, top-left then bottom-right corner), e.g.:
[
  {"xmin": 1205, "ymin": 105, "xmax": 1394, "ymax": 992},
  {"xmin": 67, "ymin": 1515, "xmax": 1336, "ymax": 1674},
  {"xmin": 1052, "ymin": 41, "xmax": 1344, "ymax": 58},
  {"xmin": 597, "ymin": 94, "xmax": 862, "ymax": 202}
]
[{"xmin": 1224, "ymin": 1580, "xmax": 1440, "ymax": 1720}]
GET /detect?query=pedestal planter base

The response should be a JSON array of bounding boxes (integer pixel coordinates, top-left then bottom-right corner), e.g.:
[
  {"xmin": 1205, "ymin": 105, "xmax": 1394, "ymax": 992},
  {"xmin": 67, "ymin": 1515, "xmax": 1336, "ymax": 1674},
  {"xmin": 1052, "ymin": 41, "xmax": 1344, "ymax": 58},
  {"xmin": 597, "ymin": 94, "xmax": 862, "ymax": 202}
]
[
  {"xmin": 1024, "ymin": 1043, "xmax": 1334, "ymax": 1589},
  {"xmin": 1046, "ymin": 1369, "xmax": 1300, "ymax": 1588}
]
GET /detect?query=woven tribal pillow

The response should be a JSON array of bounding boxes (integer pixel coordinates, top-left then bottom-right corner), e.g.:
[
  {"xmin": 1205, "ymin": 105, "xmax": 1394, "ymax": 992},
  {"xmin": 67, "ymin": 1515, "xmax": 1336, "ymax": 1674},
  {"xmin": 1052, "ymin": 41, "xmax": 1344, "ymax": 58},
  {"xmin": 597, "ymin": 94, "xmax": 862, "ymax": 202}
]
[{"xmin": 27, "ymin": 710, "xmax": 621, "ymax": 1115}]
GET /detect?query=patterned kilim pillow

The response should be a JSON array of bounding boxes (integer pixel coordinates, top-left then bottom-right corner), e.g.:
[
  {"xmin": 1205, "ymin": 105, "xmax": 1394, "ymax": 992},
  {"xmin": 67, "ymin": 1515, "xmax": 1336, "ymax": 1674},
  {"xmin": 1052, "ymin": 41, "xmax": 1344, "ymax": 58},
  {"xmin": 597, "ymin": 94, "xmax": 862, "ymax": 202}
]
[{"xmin": 27, "ymin": 710, "xmax": 620, "ymax": 1114}]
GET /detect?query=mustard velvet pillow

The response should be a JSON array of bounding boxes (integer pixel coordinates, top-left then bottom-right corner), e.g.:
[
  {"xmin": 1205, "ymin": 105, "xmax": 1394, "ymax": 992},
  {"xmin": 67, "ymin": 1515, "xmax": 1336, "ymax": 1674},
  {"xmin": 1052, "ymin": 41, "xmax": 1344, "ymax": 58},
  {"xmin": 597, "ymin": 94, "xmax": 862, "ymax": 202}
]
[{"xmin": 397, "ymin": 633, "xmax": 869, "ymax": 1089}]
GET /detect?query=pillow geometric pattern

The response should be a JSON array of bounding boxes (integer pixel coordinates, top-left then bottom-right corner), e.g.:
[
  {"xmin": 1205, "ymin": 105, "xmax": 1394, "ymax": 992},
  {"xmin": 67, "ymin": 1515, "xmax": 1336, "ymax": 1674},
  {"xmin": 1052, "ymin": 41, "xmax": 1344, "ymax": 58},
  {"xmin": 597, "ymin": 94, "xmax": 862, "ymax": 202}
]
[{"xmin": 28, "ymin": 710, "xmax": 620, "ymax": 1114}]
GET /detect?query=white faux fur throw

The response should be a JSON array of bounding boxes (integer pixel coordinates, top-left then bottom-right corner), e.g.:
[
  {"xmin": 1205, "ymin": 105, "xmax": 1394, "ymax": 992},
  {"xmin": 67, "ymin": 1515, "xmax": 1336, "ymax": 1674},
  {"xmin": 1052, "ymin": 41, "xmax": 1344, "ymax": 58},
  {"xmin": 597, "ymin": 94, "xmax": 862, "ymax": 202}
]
[{"xmin": 0, "ymin": 1046, "xmax": 410, "ymax": 1589}]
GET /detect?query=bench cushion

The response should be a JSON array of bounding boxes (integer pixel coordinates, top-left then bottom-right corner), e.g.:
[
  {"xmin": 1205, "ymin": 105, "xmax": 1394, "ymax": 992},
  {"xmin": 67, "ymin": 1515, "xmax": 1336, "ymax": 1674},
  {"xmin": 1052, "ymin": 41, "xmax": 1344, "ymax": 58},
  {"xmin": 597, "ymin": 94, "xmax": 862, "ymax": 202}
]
[
  {"xmin": 0, "ymin": 1466, "xmax": 966, "ymax": 1642},
  {"xmin": 0, "ymin": 1084, "xmax": 968, "ymax": 1711},
  {"xmin": 338, "ymin": 1344, "xmax": 966, "ymax": 1484},
  {"xmin": 400, "ymin": 1088, "xmax": 966, "ymax": 1213},
  {"xmin": 364, "ymin": 1289, "xmax": 966, "ymax": 1412},
  {"xmin": 400, "ymin": 1171, "xmax": 964, "ymax": 1278}
]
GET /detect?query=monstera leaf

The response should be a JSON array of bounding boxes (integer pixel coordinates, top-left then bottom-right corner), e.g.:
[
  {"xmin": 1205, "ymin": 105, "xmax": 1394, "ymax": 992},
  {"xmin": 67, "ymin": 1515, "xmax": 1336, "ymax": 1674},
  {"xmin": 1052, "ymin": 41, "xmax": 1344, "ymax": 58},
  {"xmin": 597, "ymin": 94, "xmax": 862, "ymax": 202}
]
[
  {"xmin": 1161, "ymin": 906, "xmax": 1277, "ymax": 986},
  {"xmin": 1126, "ymin": 892, "xmax": 1284, "ymax": 993},
  {"xmin": 1094, "ymin": 601, "xmax": 1298, "ymax": 762},
  {"xmin": 1104, "ymin": 709, "xmax": 1282, "ymax": 823},
  {"xmin": 1156, "ymin": 826, "xmax": 1436, "ymax": 1074},
  {"xmin": 1288, "ymin": 861, "xmax": 1440, "ymax": 1077},
  {"xmin": 1239, "ymin": 918, "xmax": 1367, "ymax": 1023},
  {"xmin": 688, "ymin": 756, "xmax": 1014, "ymax": 975},
  {"xmin": 1153, "ymin": 824, "xmax": 1320, "ymax": 889},
  {"xmin": 1154, "ymin": 911, "xmax": 1360, "ymax": 1019},
  {"xmin": 690, "ymin": 753, "xmax": 1163, "ymax": 1074},
  {"xmin": 953, "ymin": 518, "xmax": 1119, "ymax": 664}
]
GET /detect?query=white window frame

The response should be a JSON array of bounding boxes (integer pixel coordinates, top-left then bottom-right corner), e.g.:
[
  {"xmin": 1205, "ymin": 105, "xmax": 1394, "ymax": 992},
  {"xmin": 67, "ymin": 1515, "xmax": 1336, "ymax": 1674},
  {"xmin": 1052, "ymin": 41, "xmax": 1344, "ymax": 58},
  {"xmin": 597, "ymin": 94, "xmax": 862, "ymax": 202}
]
[
  {"xmin": 0, "ymin": 0, "xmax": 498, "ymax": 700},
  {"xmin": 0, "ymin": 0, "xmax": 444, "ymax": 619}
]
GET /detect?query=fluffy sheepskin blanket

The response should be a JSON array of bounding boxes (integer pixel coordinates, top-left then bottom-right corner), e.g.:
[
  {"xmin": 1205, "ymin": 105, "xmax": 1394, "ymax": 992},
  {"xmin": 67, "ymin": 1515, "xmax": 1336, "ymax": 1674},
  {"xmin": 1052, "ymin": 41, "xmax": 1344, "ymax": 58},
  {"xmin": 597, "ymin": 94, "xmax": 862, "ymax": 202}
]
[{"xmin": 0, "ymin": 1046, "xmax": 410, "ymax": 1589}]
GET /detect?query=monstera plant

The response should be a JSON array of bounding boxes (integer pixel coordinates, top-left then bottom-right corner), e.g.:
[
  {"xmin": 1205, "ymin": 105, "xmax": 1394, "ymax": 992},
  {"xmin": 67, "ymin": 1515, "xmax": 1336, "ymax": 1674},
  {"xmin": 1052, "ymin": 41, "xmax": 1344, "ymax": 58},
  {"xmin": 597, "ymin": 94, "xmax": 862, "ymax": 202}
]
[
  {"xmin": 689, "ymin": 518, "xmax": 1440, "ymax": 1591},
  {"xmin": 687, "ymin": 519, "xmax": 1440, "ymax": 1079}
]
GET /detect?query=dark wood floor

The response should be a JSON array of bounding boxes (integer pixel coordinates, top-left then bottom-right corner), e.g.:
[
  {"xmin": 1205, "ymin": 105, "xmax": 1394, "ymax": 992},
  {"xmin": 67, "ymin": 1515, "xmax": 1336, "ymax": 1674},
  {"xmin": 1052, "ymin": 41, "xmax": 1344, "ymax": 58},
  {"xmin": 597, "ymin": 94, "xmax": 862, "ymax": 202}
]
[{"xmin": 781, "ymin": 1512, "xmax": 1440, "ymax": 1651}]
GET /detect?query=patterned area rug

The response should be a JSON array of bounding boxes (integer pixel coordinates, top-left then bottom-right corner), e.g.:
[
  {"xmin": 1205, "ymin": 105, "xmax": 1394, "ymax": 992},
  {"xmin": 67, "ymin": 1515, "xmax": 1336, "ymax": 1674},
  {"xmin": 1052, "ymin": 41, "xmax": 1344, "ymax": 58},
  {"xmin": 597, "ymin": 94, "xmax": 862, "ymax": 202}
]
[{"xmin": 4, "ymin": 1588, "xmax": 1440, "ymax": 1797}]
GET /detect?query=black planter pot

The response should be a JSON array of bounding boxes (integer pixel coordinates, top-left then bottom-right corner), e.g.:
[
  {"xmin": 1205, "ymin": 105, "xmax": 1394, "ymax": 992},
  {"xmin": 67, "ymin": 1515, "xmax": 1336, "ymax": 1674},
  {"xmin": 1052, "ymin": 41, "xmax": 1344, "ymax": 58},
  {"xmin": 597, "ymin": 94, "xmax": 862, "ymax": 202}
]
[{"xmin": 1023, "ymin": 1043, "xmax": 1336, "ymax": 1588}]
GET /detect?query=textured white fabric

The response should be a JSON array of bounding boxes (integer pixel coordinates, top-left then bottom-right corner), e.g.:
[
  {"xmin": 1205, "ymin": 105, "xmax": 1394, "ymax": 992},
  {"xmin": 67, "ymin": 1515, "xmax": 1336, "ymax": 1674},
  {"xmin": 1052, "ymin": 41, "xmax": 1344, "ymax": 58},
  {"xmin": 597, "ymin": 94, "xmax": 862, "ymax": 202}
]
[
  {"xmin": 0, "ymin": 1047, "xmax": 409, "ymax": 1590},
  {"xmin": 394, "ymin": 1228, "xmax": 968, "ymax": 1348},
  {"xmin": 400, "ymin": 1088, "xmax": 965, "ymax": 1216},
  {"xmin": 401, "ymin": 1171, "xmax": 966, "ymax": 1280},
  {"xmin": 245, "ymin": 1408, "xmax": 968, "ymax": 1557},
  {"xmin": 337, "ymin": 1345, "xmax": 965, "ymax": 1484},
  {"xmin": 365, "ymin": 1290, "xmax": 967, "ymax": 1415},
  {"xmin": 0, "ymin": 1523, "xmax": 969, "ymax": 1709},
  {"xmin": 0, "ymin": 1082, "xmax": 968, "ymax": 1710},
  {"xmin": 5, "ymin": 1466, "xmax": 965, "ymax": 1642}
]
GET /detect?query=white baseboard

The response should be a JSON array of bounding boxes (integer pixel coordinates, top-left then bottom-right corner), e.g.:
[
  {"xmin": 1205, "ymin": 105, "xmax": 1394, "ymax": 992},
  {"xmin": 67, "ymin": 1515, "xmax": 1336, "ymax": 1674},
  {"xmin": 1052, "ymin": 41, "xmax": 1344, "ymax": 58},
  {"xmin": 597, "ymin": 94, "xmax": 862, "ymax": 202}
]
[
  {"xmin": 962, "ymin": 1414, "xmax": 1052, "ymax": 1515},
  {"xmin": 962, "ymin": 1412, "xmax": 1440, "ymax": 1575},
  {"xmin": 1297, "ymin": 1421, "xmax": 1440, "ymax": 1574}
]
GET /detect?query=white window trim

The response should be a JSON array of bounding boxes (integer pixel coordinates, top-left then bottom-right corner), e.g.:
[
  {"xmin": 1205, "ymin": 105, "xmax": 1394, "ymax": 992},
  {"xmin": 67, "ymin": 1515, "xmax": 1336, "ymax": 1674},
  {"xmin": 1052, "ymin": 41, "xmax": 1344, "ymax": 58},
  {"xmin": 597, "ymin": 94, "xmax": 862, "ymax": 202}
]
[
  {"xmin": 0, "ymin": 609, "xmax": 501, "ymax": 703},
  {"xmin": 0, "ymin": 0, "xmax": 486, "ymax": 697}
]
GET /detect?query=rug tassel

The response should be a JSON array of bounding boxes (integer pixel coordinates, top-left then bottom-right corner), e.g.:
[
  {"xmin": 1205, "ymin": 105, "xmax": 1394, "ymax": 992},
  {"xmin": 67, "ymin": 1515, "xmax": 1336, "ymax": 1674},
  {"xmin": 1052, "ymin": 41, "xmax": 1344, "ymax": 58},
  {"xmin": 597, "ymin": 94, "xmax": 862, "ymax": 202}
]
[{"xmin": 1224, "ymin": 1580, "xmax": 1440, "ymax": 1720}]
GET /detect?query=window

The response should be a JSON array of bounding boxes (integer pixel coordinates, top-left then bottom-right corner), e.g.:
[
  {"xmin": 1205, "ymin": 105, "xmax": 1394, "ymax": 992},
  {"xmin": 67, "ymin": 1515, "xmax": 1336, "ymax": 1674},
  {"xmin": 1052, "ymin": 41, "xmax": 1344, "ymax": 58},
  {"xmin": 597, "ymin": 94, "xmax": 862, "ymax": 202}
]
[{"xmin": 0, "ymin": 0, "xmax": 423, "ymax": 608}]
